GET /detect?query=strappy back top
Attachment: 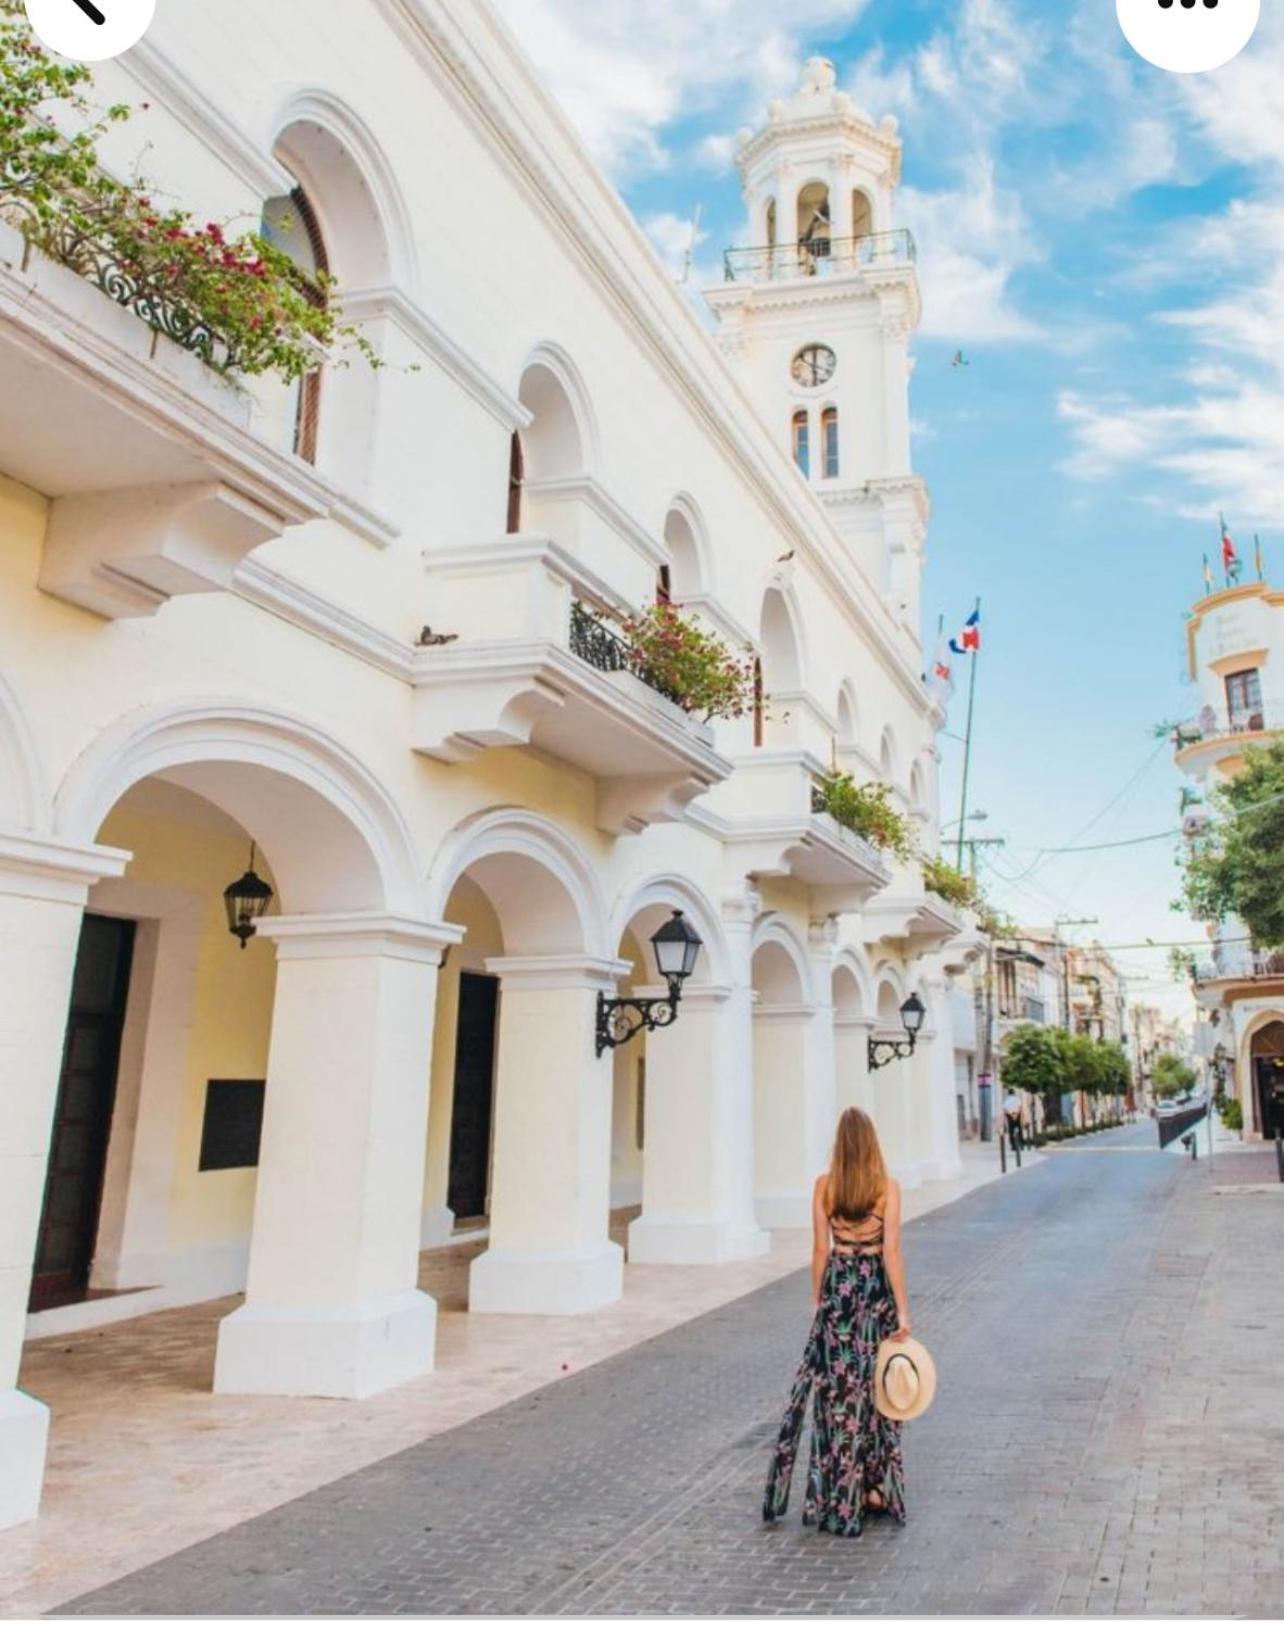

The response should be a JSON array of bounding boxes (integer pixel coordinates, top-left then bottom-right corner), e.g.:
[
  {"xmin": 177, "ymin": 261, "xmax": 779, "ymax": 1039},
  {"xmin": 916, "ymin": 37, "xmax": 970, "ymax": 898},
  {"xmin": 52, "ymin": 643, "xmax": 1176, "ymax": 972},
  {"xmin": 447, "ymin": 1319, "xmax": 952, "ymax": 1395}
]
[{"xmin": 825, "ymin": 1183, "xmax": 887, "ymax": 1255}]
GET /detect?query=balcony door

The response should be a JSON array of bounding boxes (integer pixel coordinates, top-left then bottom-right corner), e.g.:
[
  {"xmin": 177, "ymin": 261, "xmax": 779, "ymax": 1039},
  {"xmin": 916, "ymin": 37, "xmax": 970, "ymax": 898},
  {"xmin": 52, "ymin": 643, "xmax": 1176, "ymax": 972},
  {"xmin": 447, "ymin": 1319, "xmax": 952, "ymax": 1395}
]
[{"xmin": 29, "ymin": 914, "xmax": 136, "ymax": 1311}]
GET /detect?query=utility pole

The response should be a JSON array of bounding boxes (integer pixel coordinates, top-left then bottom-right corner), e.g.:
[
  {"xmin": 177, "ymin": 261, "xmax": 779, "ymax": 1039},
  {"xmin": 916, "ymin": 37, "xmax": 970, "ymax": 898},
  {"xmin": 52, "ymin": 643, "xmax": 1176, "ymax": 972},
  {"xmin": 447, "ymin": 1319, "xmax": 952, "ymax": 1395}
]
[{"xmin": 964, "ymin": 836, "xmax": 1005, "ymax": 878}]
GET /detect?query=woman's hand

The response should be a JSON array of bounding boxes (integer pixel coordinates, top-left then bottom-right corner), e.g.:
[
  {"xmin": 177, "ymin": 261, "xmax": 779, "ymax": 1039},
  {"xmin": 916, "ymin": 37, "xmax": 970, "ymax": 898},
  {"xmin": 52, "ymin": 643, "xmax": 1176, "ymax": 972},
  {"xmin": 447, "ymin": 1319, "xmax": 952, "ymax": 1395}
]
[{"xmin": 891, "ymin": 1316, "xmax": 911, "ymax": 1342}]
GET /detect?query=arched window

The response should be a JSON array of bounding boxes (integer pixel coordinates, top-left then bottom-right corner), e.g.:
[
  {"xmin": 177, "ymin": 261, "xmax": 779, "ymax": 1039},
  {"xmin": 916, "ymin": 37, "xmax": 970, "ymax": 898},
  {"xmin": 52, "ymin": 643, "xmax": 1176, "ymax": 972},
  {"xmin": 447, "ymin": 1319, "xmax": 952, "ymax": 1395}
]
[
  {"xmin": 797, "ymin": 181, "xmax": 831, "ymax": 273},
  {"xmin": 261, "ymin": 186, "xmax": 328, "ymax": 464},
  {"xmin": 852, "ymin": 188, "xmax": 874, "ymax": 242},
  {"xmin": 821, "ymin": 406, "xmax": 839, "ymax": 478},
  {"xmin": 792, "ymin": 410, "xmax": 810, "ymax": 477},
  {"xmin": 765, "ymin": 197, "xmax": 777, "ymax": 248},
  {"xmin": 506, "ymin": 432, "xmax": 524, "ymax": 533},
  {"xmin": 753, "ymin": 656, "xmax": 765, "ymax": 748},
  {"xmin": 656, "ymin": 564, "xmax": 672, "ymax": 605}
]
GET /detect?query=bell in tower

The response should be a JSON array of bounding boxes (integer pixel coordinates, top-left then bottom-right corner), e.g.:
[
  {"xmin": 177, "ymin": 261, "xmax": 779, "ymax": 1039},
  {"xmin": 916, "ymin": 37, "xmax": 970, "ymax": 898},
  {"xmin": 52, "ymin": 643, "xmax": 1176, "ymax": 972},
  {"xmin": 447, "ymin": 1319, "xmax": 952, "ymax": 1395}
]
[{"xmin": 705, "ymin": 57, "xmax": 928, "ymax": 645}]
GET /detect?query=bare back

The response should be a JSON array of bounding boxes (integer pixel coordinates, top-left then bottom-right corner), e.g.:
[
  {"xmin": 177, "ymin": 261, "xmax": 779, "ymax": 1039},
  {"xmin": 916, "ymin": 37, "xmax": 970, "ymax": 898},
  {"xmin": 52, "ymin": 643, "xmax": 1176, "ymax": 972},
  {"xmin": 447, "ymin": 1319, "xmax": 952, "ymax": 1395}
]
[{"xmin": 822, "ymin": 1177, "xmax": 887, "ymax": 1255}]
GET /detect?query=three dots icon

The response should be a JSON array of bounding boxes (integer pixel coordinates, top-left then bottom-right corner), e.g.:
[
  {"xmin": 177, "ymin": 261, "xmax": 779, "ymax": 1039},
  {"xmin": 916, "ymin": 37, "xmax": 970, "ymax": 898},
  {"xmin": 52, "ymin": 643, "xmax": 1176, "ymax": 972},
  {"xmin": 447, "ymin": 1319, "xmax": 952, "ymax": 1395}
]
[{"xmin": 1157, "ymin": 1, "xmax": 1219, "ymax": 7}]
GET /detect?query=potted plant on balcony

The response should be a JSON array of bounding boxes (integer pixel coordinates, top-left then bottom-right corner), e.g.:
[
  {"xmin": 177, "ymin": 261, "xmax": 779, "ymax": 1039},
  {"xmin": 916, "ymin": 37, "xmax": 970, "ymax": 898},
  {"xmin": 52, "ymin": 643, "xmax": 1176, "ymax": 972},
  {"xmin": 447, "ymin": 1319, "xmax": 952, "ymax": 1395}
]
[
  {"xmin": 811, "ymin": 772, "xmax": 915, "ymax": 861},
  {"xmin": 617, "ymin": 603, "xmax": 757, "ymax": 723},
  {"xmin": 921, "ymin": 854, "xmax": 977, "ymax": 909},
  {"xmin": 0, "ymin": 4, "xmax": 378, "ymax": 383}
]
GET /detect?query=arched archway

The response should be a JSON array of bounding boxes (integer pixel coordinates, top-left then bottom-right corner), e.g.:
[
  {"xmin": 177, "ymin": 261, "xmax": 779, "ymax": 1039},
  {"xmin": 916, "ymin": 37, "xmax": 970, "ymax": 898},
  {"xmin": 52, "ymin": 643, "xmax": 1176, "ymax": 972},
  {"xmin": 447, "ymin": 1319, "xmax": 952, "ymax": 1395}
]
[
  {"xmin": 262, "ymin": 97, "xmax": 403, "ymax": 480},
  {"xmin": 757, "ymin": 585, "xmax": 805, "ymax": 749},
  {"xmin": 879, "ymin": 726, "xmax": 900, "ymax": 787},
  {"xmin": 1244, "ymin": 1015, "xmax": 1284, "ymax": 1138},
  {"xmin": 833, "ymin": 951, "xmax": 875, "ymax": 1117},
  {"xmin": 425, "ymin": 808, "xmax": 622, "ymax": 1315},
  {"xmin": 45, "ymin": 701, "xmax": 448, "ymax": 1400},
  {"xmin": 872, "ymin": 968, "xmax": 917, "ymax": 1183},
  {"xmin": 836, "ymin": 681, "xmax": 861, "ymax": 752},
  {"xmin": 751, "ymin": 917, "xmax": 825, "ymax": 1227},
  {"xmin": 662, "ymin": 497, "xmax": 712, "ymax": 600},
  {"xmin": 605, "ymin": 876, "xmax": 762, "ymax": 1264}
]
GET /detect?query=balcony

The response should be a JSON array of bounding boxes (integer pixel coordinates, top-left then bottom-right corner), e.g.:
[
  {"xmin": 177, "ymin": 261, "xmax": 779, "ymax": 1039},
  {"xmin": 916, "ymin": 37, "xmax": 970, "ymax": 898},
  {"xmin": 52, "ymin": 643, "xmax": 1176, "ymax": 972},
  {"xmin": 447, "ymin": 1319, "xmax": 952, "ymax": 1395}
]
[
  {"xmin": 691, "ymin": 750, "xmax": 892, "ymax": 912},
  {"xmin": 0, "ymin": 219, "xmax": 353, "ymax": 620},
  {"xmin": 1193, "ymin": 950, "xmax": 1284, "ymax": 987},
  {"xmin": 722, "ymin": 229, "xmax": 916, "ymax": 284},
  {"xmin": 864, "ymin": 878, "xmax": 963, "ymax": 956},
  {"xmin": 1173, "ymin": 702, "xmax": 1283, "ymax": 779},
  {"xmin": 413, "ymin": 534, "xmax": 733, "ymax": 833}
]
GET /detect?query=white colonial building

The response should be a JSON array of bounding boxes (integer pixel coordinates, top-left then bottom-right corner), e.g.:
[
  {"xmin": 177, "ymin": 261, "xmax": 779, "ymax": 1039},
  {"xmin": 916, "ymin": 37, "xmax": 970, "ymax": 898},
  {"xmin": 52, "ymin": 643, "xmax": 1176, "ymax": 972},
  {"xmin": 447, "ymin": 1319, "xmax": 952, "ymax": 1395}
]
[{"xmin": 0, "ymin": 1, "xmax": 981, "ymax": 1529}]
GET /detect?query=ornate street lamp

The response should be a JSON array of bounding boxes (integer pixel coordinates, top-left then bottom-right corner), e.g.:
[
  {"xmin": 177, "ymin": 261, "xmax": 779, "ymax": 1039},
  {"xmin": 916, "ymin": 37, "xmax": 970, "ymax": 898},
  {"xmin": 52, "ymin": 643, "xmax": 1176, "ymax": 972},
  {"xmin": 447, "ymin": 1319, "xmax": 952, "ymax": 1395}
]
[
  {"xmin": 223, "ymin": 843, "xmax": 274, "ymax": 948},
  {"xmin": 596, "ymin": 910, "xmax": 703, "ymax": 1056},
  {"xmin": 868, "ymin": 993, "xmax": 927, "ymax": 1072}
]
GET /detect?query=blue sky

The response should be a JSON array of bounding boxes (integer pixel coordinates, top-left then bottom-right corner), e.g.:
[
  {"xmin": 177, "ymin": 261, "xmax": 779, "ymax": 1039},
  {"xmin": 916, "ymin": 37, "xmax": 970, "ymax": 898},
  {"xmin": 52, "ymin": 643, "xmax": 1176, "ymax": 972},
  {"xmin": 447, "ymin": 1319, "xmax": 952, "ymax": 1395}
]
[{"xmin": 495, "ymin": 0, "xmax": 1284, "ymax": 1021}]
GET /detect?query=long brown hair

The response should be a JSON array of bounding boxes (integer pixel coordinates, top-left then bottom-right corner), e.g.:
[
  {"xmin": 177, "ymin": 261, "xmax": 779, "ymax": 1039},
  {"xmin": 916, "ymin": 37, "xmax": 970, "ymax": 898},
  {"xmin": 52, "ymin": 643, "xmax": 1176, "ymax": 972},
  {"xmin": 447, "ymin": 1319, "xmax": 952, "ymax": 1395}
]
[{"xmin": 826, "ymin": 1107, "xmax": 887, "ymax": 1221}]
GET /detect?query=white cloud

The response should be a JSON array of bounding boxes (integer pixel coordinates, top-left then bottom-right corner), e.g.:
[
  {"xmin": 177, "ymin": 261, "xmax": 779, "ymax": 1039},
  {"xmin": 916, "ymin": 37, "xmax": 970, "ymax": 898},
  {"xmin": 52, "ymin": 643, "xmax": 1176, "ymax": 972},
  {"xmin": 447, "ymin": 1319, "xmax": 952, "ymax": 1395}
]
[
  {"xmin": 642, "ymin": 209, "xmax": 707, "ymax": 278},
  {"xmin": 489, "ymin": 0, "xmax": 871, "ymax": 177}
]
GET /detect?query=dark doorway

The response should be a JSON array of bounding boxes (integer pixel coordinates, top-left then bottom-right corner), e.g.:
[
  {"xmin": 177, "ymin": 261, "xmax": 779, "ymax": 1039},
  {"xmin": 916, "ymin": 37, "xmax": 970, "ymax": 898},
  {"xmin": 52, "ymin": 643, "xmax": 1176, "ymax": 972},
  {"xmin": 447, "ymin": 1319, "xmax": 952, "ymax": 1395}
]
[
  {"xmin": 1254, "ymin": 1055, "xmax": 1284, "ymax": 1139},
  {"xmin": 447, "ymin": 972, "xmax": 499, "ymax": 1224},
  {"xmin": 29, "ymin": 913, "xmax": 136, "ymax": 1311}
]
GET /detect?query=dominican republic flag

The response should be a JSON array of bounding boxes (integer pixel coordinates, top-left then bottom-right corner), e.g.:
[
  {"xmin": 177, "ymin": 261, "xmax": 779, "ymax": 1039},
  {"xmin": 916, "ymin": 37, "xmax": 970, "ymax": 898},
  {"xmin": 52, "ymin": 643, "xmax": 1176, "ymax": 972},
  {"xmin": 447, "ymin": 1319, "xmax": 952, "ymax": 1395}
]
[
  {"xmin": 949, "ymin": 609, "xmax": 981, "ymax": 656},
  {"xmin": 1221, "ymin": 514, "xmax": 1241, "ymax": 581}
]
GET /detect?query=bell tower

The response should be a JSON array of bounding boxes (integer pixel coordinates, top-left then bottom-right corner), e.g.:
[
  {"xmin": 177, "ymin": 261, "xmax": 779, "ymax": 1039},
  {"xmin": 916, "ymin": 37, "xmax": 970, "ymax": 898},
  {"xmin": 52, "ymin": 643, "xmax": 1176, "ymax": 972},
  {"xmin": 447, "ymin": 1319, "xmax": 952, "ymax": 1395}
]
[{"xmin": 705, "ymin": 57, "xmax": 927, "ymax": 641}]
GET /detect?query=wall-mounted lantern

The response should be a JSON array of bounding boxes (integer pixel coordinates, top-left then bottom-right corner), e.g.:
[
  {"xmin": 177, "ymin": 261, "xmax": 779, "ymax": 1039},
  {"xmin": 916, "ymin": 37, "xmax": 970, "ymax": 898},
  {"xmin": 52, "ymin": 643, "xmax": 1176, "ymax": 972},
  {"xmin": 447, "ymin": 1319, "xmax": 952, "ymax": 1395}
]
[
  {"xmin": 596, "ymin": 910, "xmax": 703, "ymax": 1056},
  {"xmin": 223, "ymin": 843, "xmax": 274, "ymax": 948},
  {"xmin": 868, "ymin": 993, "xmax": 926, "ymax": 1072}
]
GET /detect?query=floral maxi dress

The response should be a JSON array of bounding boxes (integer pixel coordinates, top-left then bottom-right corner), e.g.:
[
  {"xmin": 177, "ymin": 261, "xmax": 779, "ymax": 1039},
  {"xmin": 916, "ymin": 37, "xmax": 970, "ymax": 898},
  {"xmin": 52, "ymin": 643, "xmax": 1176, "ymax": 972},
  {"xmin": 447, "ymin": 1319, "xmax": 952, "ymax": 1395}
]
[{"xmin": 762, "ymin": 1215, "xmax": 906, "ymax": 1538}]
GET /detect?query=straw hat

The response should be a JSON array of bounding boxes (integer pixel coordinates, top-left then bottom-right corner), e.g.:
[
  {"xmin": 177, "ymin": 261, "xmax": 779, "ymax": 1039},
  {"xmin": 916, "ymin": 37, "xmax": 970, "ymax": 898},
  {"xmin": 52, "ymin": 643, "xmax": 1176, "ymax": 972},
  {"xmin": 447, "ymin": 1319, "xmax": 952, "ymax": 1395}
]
[{"xmin": 874, "ymin": 1336, "xmax": 937, "ymax": 1421}]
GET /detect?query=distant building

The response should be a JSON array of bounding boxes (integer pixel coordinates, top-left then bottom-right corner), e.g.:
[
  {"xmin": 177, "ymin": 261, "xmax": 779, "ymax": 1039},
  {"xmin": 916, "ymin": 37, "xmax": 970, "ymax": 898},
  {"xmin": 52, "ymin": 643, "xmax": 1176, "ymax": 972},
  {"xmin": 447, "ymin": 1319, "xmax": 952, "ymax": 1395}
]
[
  {"xmin": 1130, "ymin": 1003, "xmax": 1193, "ymax": 1113},
  {"xmin": 1173, "ymin": 579, "xmax": 1284, "ymax": 1139}
]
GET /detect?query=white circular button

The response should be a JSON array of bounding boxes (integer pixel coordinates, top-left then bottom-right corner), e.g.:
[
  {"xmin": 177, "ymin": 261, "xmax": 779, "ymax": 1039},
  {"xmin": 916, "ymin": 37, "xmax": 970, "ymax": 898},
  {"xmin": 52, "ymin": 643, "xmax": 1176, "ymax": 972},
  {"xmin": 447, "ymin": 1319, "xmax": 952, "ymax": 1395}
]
[
  {"xmin": 1116, "ymin": 0, "xmax": 1260, "ymax": 74},
  {"xmin": 23, "ymin": 0, "xmax": 155, "ymax": 63}
]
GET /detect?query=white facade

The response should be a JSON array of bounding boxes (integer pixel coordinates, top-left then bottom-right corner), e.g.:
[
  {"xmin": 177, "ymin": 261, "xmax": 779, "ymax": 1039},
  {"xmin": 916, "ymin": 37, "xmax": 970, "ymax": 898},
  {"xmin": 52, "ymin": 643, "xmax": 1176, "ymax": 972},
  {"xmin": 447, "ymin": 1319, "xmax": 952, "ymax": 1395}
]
[{"xmin": 0, "ymin": 3, "xmax": 976, "ymax": 1529}]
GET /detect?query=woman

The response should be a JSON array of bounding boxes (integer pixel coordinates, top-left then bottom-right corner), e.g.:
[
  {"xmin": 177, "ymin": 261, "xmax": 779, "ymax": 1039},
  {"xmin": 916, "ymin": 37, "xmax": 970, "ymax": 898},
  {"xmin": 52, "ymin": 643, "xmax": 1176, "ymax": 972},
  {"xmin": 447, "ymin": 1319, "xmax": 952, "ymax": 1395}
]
[{"xmin": 763, "ymin": 1107, "xmax": 910, "ymax": 1537}]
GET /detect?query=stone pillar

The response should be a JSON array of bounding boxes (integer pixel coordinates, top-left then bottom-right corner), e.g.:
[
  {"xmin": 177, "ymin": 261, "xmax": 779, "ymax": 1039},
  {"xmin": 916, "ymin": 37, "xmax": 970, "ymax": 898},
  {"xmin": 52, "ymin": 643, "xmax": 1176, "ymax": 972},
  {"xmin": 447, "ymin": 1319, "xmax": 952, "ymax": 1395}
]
[
  {"xmin": 469, "ymin": 955, "xmax": 627, "ymax": 1315},
  {"xmin": 871, "ymin": 1043, "xmax": 919, "ymax": 1189},
  {"xmin": 627, "ymin": 982, "xmax": 768, "ymax": 1264},
  {"xmin": 922, "ymin": 974, "xmax": 963, "ymax": 1181},
  {"xmin": 214, "ymin": 913, "xmax": 460, "ymax": 1401},
  {"xmin": 805, "ymin": 919, "xmax": 840, "ymax": 1172},
  {"xmin": 836, "ymin": 1014, "xmax": 876, "ymax": 1115},
  {"xmin": 0, "ymin": 832, "xmax": 128, "ymax": 1531},
  {"xmin": 753, "ymin": 998, "xmax": 816, "ymax": 1227}
]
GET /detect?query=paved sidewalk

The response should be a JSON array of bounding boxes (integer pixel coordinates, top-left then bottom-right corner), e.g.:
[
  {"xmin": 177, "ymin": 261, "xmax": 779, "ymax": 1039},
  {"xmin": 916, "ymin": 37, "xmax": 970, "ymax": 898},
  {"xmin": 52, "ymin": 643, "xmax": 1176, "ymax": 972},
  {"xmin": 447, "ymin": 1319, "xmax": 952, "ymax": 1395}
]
[
  {"xmin": 1, "ymin": 1144, "xmax": 1018, "ymax": 1617},
  {"xmin": 55, "ymin": 1124, "xmax": 1284, "ymax": 1617}
]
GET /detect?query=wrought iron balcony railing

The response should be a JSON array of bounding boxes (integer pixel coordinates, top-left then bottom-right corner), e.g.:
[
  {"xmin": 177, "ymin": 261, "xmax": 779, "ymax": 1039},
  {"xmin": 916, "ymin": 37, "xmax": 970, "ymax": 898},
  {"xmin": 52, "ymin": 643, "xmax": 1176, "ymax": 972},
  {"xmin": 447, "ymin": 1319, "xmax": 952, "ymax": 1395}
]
[
  {"xmin": 722, "ymin": 229, "xmax": 916, "ymax": 283},
  {"xmin": 1193, "ymin": 950, "xmax": 1284, "ymax": 984},
  {"xmin": 569, "ymin": 601, "xmax": 680, "ymax": 706},
  {"xmin": 1173, "ymin": 703, "xmax": 1284, "ymax": 750}
]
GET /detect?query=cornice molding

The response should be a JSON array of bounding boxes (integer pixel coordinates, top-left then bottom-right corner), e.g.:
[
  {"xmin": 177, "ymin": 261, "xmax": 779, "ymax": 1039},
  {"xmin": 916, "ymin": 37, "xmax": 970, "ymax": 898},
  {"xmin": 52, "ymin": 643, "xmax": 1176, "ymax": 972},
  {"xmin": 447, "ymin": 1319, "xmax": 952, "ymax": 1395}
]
[
  {"xmin": 341, "ymin": 283, "xmax": 529, "ymax": 432},
  {"xmin": 123, "ymin": 38, "xmax": 294, "ymax": 199},
  {"xmin": 234, "ymin": 557, "xmax": 415, "ymax": 682}
]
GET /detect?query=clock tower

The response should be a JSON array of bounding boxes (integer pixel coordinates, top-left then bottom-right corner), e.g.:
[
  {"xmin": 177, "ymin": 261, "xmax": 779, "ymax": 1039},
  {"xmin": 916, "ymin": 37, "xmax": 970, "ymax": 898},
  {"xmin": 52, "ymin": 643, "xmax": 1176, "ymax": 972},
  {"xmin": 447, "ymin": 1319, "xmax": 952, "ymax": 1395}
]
[{"xmin": 705, "ymin": 57, "xmax": 927, "ymax": 641}]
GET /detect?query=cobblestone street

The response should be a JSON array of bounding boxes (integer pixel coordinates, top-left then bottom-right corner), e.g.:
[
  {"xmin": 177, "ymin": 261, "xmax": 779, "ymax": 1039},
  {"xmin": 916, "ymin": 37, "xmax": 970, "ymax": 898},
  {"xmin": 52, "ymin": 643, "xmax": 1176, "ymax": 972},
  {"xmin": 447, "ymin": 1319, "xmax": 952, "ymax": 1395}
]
[{"xmin": 60, "ymin": 1126, "xmax": 1284, "ymax": 1617}]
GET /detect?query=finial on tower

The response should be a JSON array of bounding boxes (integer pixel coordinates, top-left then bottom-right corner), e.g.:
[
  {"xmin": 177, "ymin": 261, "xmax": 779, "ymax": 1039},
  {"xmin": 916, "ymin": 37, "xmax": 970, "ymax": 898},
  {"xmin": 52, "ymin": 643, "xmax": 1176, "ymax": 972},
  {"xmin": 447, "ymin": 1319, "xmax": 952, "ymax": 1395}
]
[{"xmin": 800, "ymin": 56, "xmax": 837, "ymax": 96}]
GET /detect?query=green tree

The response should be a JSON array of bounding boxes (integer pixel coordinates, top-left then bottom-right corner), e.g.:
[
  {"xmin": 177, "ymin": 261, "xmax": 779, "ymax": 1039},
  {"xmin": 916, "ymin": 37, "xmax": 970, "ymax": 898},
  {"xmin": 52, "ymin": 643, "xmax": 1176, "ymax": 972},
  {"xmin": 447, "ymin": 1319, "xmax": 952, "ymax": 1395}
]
[
  {"xmin": 1152, "ymin": 1052, "xmax": 1197, "ymax": 1100},
  {"xmin": 1180, "ymin": 740, "xmax": 1284, "ymax": 948},
  {"xmin": 1001, "ymin": 1023, "xmax": 1066, "ymax": 1121}
]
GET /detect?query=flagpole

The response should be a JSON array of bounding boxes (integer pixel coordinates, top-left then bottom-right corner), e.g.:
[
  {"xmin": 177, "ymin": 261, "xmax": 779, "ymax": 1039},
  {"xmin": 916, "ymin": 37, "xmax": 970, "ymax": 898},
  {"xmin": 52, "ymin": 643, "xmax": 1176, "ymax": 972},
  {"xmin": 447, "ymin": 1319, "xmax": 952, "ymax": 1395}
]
[{"xmin": 955, "ymin": 597, "xmax": 981, "ymax": 873}]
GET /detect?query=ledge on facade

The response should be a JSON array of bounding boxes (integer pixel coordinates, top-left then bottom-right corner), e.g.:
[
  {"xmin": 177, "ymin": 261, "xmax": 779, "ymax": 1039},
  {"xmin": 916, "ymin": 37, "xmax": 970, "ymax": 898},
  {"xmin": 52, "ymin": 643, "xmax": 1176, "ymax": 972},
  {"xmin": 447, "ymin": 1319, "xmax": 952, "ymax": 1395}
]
[
  {"xmin": 0, "ymin": 221, "xmax": 391, "ymax": 619},
  {"xmin": 865, "ymin": 889, "xmax": 963, "ymax": 954},
  {"xmin": 940, "ymin": 916, "xmax": 987, "ymax": 975},
  {"xmin": 691, "ymin": 750, "xmax": 892, "ymax": 910},
  {"xmin": 414, "ymin": 535, "xmax": 732, "ymax": 833}
]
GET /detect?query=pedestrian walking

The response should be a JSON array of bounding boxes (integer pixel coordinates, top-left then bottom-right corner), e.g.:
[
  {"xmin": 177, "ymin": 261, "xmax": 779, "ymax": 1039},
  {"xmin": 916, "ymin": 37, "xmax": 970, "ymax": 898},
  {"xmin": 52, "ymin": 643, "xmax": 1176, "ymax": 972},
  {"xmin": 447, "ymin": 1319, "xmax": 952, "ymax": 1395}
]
[
  {"xmin": 1003, "ymin": 1086, "xmax": 1023, "ymax": 1152},
  {"xmin": 763, "ymin": 1107, "xmax": 931, "ymax": 1537}
]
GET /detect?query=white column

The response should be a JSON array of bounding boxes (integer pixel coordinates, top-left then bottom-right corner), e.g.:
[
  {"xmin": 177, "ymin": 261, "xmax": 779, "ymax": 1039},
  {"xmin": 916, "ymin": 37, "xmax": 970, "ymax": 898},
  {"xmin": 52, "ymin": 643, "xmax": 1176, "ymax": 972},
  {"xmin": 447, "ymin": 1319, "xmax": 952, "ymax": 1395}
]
[
  {"xmin": 836, "ymin": 1015, "xmax": 876, "ymax": 1115},
  {"xmin": 805, "ymin": 919, "xmax": 840, "ymax": 1173},
  {"xmin": 871, "ymin": 1039, "xmax": 919, "ymax": 1189},
  {"xmin": 627, "ymin": 983, "xmax": 768, "ymax": 1264},
  {"xmin": 214, "ymin": 913, "xmax": 460, "ymax": 1401},
  {"xmin": 753, "ymin": 1001, "xmax": 816, "ymax": 1227},
  {"xmin": 0, "ymin": 832, "xmax": 128, "ymax": 1531},
  {"xmin": 922, "ymin": 975, "xmax": 963, "ymax": 1181},
  {"xmin": 469, "ymin": 955, "xmax": 627, "ymax": 1315}
]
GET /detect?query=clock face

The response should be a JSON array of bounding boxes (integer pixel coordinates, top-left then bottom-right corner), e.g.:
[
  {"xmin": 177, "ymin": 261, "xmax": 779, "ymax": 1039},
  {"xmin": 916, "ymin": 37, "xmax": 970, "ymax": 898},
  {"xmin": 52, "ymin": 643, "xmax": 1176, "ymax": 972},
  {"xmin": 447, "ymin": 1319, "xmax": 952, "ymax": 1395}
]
[{"xmin": 791, "ymin": 344, "xmax": 837, "ymax": 389}]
